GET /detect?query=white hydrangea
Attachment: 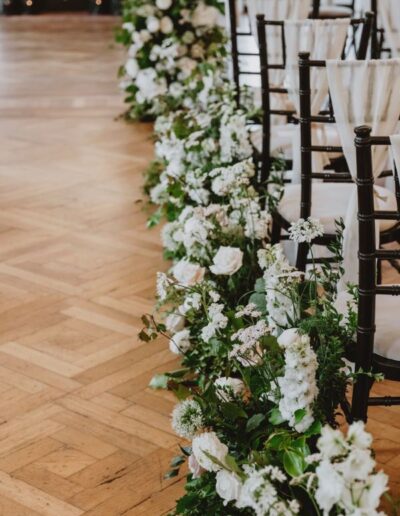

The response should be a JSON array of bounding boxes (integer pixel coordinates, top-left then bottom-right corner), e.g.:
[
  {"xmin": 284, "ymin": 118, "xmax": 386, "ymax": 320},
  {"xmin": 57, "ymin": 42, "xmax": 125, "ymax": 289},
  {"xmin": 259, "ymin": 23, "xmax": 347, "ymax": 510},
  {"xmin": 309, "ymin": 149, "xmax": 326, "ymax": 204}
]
[
  {"xmin": 200, "ymin": 303, "xmax": 228, "ymax": 342},
  {"xmin": 310, "ymin": 422, "xmax": 389, "ymax": 515},
  {"xmin": 235, "ymin": 465, "xmax": 300, "ymax": 515},
  {"xmin": 210, "ymin": 159, "xmax": 255, "ymax": 197},
  {"xmin": 171, "ymin": 399, "xmax": 203, "ymax": 439}
]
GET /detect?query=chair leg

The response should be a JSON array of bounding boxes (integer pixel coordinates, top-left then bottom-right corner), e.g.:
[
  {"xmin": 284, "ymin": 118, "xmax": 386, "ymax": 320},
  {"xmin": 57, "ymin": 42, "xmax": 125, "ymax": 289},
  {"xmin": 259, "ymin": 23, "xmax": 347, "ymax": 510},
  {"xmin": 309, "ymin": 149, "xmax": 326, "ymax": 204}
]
[
  {"xmin": 296, "ymin": 242, "xmax": 308, "ymax": 272},
  {"xmin": 270, "ymin": 217, "xmax": 281, "ymax": 244},
  {"xmin": 351, "ymin": 375, "xmax": 373, "ymax": 423},
  {"xmin": 376, "ymin": 259, "xmax": 382, "ymax": 285}
]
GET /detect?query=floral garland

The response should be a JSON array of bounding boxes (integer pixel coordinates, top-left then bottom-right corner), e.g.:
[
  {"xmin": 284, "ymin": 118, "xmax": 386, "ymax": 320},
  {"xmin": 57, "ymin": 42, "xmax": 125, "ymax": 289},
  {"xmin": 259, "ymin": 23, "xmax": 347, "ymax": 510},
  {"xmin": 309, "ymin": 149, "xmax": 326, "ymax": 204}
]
[{"xmin": 118, "ymin": 2, "xmax": 392, "ymax": 514}]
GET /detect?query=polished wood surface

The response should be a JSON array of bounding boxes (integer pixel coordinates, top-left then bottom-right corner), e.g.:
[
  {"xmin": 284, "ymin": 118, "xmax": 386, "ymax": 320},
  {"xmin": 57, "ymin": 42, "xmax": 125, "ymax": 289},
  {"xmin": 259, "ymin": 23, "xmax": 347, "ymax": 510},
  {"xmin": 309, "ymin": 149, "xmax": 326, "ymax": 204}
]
[{"xmin": 0, "ymin": 14, "xmax": 397, "ymax": 515}]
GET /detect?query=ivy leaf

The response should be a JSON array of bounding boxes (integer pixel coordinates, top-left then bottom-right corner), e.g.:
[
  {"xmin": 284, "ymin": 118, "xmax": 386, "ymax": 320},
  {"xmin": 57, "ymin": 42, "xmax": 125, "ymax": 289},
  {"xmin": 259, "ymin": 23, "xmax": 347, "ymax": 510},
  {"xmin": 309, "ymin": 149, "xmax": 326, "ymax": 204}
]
[
  {"xmin": 294, "ymin": 408, "xmax": 306, "ymax": 424},
  {"xmin": 305, "ymin": 420, "xmax": 322, "ymax": 437},
  {"xmin": 220, "ymin": 402, "xmax": 248, "ymax": 421},
  {"xmin": 172, "ymin": 383, "xmax": 191, "ymax": 401},
  {"xmin": 266, "ymin": 431, "xmax": 289, "ymax": 451},
  {"xmin": 268, "ymin": 408, "xmax": 285, "ymax": 425},
  {"xmin": 149, "ymin": 373, "xmax": 169, "ymax": 389},
  {"xmin": 283, "ymin": 450, "xmax": 305, "ymax": 477},
  {"xmin": 138, "ymin": 330, "xmax": 151, "ymax": 342},
  {"xmin": 246, "ymin": 413, "xmax": 266, "ymax": 432}
]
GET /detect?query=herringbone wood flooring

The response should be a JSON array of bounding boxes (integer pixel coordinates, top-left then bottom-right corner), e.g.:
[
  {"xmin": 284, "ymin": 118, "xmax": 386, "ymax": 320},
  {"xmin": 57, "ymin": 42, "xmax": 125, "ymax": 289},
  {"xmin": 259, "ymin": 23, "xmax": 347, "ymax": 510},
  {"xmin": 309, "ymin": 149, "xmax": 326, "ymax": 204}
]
[{"xmin": 0, "ymin": 14, "xmax": 398, "ymax": 516}]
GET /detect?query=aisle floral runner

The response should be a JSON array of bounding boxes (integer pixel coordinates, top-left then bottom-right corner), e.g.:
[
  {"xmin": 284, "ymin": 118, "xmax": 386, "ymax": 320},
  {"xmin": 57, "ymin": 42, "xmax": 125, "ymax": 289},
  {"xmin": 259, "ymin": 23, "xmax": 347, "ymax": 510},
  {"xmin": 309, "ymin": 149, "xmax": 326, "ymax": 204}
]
[{"xmin": 117, "ymin": 1, "xmax": 393, "ymax": 514}]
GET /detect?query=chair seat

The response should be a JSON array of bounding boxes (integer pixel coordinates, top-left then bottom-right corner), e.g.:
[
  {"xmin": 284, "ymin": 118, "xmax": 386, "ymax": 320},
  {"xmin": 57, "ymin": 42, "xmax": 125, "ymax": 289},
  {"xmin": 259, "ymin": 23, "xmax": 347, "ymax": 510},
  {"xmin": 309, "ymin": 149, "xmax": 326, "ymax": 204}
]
[
  {"xmin": 335, "ymin": 292, "xmax": 400, "ymax": 362},
  {"xmin": 278, "ymin": 183, "xmax": 398, "ymax": 233}
]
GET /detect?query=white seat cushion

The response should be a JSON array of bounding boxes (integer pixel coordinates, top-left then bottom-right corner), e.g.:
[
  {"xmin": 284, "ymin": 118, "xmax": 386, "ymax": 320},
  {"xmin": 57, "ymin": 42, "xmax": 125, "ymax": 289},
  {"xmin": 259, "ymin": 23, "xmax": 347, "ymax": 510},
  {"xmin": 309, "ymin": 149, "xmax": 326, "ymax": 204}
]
[
  {"xmin": 278, "ymin": 183, "xmax": 398, "ymax": 233},
  {"xmin": 335, "ymin": 291, "xmax": 400, "ymax": 361}
]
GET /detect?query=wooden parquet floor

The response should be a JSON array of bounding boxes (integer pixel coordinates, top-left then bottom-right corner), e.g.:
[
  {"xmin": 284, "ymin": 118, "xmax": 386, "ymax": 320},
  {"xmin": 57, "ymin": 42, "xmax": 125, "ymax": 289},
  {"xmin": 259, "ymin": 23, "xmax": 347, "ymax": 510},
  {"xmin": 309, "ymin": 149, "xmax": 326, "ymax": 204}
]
[{"xmin": 0, "ymin": 13, "xmax": 398, "ymax": 516}]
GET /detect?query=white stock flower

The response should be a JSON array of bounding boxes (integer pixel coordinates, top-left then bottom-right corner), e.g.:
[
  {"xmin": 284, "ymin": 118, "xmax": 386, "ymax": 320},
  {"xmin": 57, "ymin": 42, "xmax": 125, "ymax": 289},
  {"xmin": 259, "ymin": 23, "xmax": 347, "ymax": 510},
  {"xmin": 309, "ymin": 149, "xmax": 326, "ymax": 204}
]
[
  {"xmin": 210, "ymin": 247, "xmax": 243, "ymax": 276},
  {"xmin": 191, "ymin": 431, "xmax": 228, "ymax": 472},
  {"xmin": 169, "ymin": 81, "xmax": 184, "ymax": 98},
  {"xmin": 274, "ymin": 329, "xmax": 318, "ymax": 432},
  {"xmin": 136, "ymin": 68, "xmax": 167, "ymax": 100},
  {"xmin": 216, "ymin": 470, "xmax": 242, "ymax": 506},
  {"xmin": 165, "ymin": 312, "xmax": 185, "ymax": 333},
  {"xmin": 169, "ymin": 329, "xmax": 191, "ymax": 354},
  {"xmin": 347, "ymin": 421, "xmax": 373, "ymax": 450},
  {"xmin": 156, "ymin": 0, "xmax": 172, "ymax": 9},
  {"xmin": 214, "ymin": 377, "xmax": 245, "ymax": 402},
  {"xmin": 172, "ymin": 260, "xmax": 205, "ymax": 286},
  {"xmin": 146, "ymin": 16, "xmax": 160, "ymax": 33},
  {"xmin": 315, "ymin": 460, "xmax": 345, "ymax": 514},
  {"xmin": 171, "ymin": 399, "xmax": 203, "ymax": 439},
  {"xmin": 289, "ymin": 217, "xmax": 324, "ymax": 244},
  {"xmin": 160, "ymin": 16, "xmax": 173, "ymax": 34},
  {"xmin": 317, "ymin": 425, "xmax": 347, "ymax": 459},
  {"xmin": 125, "ymin": 58, "xmax": 139, "ymax": 79},
  {"xmin": 191, "ymin": 2, "xmax": 220, "ymax": 27}
]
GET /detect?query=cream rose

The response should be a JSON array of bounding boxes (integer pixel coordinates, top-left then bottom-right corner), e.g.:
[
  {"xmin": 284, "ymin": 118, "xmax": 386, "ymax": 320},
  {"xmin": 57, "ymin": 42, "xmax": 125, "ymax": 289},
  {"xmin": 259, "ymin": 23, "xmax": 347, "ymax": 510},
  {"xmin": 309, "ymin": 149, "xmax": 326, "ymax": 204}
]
[
  {"xmin": 192, "ymin": 431, "xmax": 228, "ymax": 472},
  {"xmin": 156, "ymin": 0, "xmax": 172, "ymax": 9},
  {"xmin": 191, "ymin": 2, "xmax": 220, "ymax": 27},
  {"xmin": 210, "ymin": 247, "xmax": 243, "ymax": 276},
  {"xmin": 188, "ymin": 453, "xmax": 204, "ymax": 479},
  {"xmin": 172, "ymin": 259, "xmax": 205, "ymax": 286},
  {"xmin": 215, "ymin": 470, "xmax": 242, "ymax": 505},
  {"xmin": 160, "ymin": 16, "xmax": 173, "ymax": 34},
  {"xmin": 169, "ymin": 329, "xmax": 191, "ymax": 355}
]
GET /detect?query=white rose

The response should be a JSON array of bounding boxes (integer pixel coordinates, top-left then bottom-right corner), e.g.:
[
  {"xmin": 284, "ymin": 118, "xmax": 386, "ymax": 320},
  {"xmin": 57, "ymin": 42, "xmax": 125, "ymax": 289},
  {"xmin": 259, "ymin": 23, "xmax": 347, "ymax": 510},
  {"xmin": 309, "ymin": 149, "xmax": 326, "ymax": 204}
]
[
  {"xmin": 156, "ymin": 0, "xmax": 172, "ymax": 9},
  {"xmin": 165, "ymin": 312, "xmax": 185, "ymax": 333},
  {"xmin": 210, "ymin": 247, "xmax": 243, "ymax": 276},
  {"xmin": 191, "ymin": 2, "xmax": 220, "ymax": 27},
  {"xmin": 140, "ymin": 29, "xmax": 151, "ymax": 42},
  {"xmin": 172, "ymin": 259, "xmax": 205, "ymax": 286},
  {"xmin": 191, "ymin": 43, "xmax": 204, "ymax": 59},
  {"xmin": 188, "ymin": 453, "xmax": 204, "ymax": 479},
  {"xmin": 214, "ymin": 377, "xmax": 245, "ymax": 402},
  {"xmin": 169, "ymin": 329, "xmax": 191, "ymax": 355},
  {"xmin": 192, "ymin": 431, "xmax": 228, "ymax": 472},
  {"xmin": 215, "ymin": 470, "xmax": 242, "ymax": 505},
  {"xmin": 125, "ymin": 58, "xmax": 139, "ymax": 79},
  {"xmin": 160, "ymin": 16, "xmax": 173, "ymax": 34},
  {"xmin": 182, "ymin": 30, "xmax": 195, "ymax": 44},
  {"xmin": 146, "ymin": 16, "xmax": 160, "ymax": 33}
]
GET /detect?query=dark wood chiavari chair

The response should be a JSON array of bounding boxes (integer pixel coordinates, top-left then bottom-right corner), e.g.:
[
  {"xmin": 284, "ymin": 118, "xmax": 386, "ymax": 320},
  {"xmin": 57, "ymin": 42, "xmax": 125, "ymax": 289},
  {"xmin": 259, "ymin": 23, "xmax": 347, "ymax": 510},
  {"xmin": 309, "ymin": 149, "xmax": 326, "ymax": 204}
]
[{"xmin": 350, "ymin": 125, "xmax": 400, "ymax": 422}]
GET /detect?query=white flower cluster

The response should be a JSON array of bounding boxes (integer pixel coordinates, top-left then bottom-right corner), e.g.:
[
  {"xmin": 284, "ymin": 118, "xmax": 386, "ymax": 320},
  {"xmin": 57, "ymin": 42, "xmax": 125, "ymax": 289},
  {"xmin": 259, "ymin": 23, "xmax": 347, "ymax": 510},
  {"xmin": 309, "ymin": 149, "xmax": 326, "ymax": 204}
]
[
  {"xmin": 272, "ymin": 329, "xmax": 318, "ymax": 433},
  {"xmin": 235, "ymin": 302, "xmax": 262, "ymax": 319},
  {"xmin": 219, "ymin": 108, "xmax": 253, "ymax": 163},
  {"xmin": 214, "ymin": 376, "xmax": 246, "ymax": 402},
  {"xmin": 289, "ymin": 217, "xmax": 324, "ymax": 244},
  {"xmin": 229, "ymin": 320, "xmax": 270, "ymax": 367},
  {"xmin": 215, "ymin": 464, "xmax": 300, "ymax": 515},
  {"xmin": 121, "ymin": 0, "xmax": 226, "ymax": 116},
  {"xmin": 309, "ymin": 422, "xmax": 388, "ymax": 515},
  {"xmin": 258, "ymin": 245, "xmax": 303, "ymax": 335},
  {"xmin": 171, "ymin": 399, "xmax": 204, "ymax": 439},
  {"xmin": 201, "ymin": 302, "xmax": 228, "ymax": 342},
  {"xmin": 210, "ymin": 159, "xmax": 255, "ymax": 197}
]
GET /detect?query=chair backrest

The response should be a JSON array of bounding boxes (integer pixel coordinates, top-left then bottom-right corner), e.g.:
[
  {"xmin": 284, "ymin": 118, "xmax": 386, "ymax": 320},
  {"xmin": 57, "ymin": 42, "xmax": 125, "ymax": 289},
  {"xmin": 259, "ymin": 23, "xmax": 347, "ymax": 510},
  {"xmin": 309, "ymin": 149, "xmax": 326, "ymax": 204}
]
[
  {"xmin": 311, "ymin": 0, "xmax": 355, "ymax": 19},
  {"xmin": 351, "ymin": 125, "xmax": 400, "ymax": 420},
  {"xmin": 257, "ymin": 15, "xmax": 372, "ymax": 183},
  {"xmin": 227, "ymin": 0, "xmax": 309, "ymax": 107}
]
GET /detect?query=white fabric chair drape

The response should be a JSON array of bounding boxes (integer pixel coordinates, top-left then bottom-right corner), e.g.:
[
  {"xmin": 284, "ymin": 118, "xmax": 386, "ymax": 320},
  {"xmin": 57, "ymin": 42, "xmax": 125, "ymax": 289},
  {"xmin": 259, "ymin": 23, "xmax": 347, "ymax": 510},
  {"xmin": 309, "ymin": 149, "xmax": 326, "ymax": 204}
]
[
  {"xmin": 358, "ymin": 0, "xmax": 400, "ymax": 57},
  {"xmin": 326, "ymin": 59, "xmax": 400, "ymax": 290},
  {"xmin": 284, "ymin": 19, "xmax": 350, "ymax": 181}
]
